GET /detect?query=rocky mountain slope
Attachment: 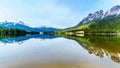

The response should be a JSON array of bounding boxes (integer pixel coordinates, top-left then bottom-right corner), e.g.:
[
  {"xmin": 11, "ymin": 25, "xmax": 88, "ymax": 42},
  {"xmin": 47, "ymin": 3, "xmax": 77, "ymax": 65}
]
[{"xmin": 76, "ymin": 5, "xmax": 120, "ymax": 26}]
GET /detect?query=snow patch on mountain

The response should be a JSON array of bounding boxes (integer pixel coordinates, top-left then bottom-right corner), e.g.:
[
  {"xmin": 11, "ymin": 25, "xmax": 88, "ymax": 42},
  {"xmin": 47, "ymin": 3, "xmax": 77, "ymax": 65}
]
[{"xmin": 76, "ymin": 5, "xmax": 120, "ymax": 26}]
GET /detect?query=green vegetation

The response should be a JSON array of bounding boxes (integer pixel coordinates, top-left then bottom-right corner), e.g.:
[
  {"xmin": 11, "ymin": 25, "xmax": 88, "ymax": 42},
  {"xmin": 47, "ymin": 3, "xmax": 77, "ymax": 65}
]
[
  {"xmin": 0, "ymin": 26, "xmax": 40, "ymax": 37},
  {"xmin": 72, "ymin": 23, "xmax": 90, "ymax": 31},
  {"xmin": 74, "ymin": 16, "xmax": 120, "ymax": 33},
  {"xmin": 0, "ymin": 27, "xmax": 27, "ymax": 36},
  {"xmin": 0, "ymin": 27, "xmax": 28, "ymax": 39},
  {"xmin": 55, "ymin": 16, "xmax": 120, "ymax": 36},
  {"xmin": 0, "ymin": 26, "xmax": 41, "ymax": 40}
]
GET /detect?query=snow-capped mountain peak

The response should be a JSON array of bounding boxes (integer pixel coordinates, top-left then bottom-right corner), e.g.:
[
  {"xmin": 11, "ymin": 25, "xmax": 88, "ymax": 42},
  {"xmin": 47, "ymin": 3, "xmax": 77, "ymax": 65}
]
[
  {"xmin": 0, "ymin": 21, "xmax": 26, "ymax": 28},
  {"xmin": 76, "ymin": 10, "xmax": 104, "ymax": 26},
  {"xmin": 0, "ymin": 21, "xmax": 25, "ymax": 25},
  {"xmin": 104, "ymin": 5, "xmax": 120, "ymax": 17},
  {"xmin": 14, "ymin": 21, "xmax": 25, "ymax": 25},
  {"xmin": 0, "ymin": 21, "xmax": 59, "ymax": 32},
  {"xmin": 76, "ymin": 5, "xmax": 120, "ymax": 26}
]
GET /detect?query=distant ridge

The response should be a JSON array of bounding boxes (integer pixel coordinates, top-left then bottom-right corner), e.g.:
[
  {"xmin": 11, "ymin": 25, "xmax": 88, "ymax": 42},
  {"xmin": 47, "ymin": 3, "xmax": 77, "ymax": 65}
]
[{"xmin": 0, "ymin": 21, "xmax": 60, "ymax": 32}]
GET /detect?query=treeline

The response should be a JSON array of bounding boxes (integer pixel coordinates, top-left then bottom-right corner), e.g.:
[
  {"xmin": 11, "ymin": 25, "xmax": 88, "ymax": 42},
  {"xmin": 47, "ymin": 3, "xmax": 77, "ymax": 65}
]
[
  {"xmin": 0, "ymin": 27, "xmax": 27, "ymax": 36},
  {"xmin": 0, "ymin": 27, "xmax": 39, "ymax": 36}
]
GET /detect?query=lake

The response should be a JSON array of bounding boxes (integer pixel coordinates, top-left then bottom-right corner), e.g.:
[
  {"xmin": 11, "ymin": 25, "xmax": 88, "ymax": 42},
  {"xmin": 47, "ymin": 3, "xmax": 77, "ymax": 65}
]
[{"xmin": 0, "ymin": 34, "xmax": 120, "ymax": 68}]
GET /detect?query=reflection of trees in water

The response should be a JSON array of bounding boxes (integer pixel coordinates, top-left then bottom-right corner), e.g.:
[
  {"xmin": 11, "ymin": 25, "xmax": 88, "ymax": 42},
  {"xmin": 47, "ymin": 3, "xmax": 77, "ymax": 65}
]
[
  {"xmin": 111, "ymin": 54, "xmax": 120, "ymax": 64},
  {"xmin": 69, "ymin": 36, "xmax": 120, "ymax": 64},
  {"xmin": 82, "ymin": 43, "xmax": 104, "ymax": 58},
  {"xmin": 81, "ymin": 43, "xmax": 120, "ymax": 64}
]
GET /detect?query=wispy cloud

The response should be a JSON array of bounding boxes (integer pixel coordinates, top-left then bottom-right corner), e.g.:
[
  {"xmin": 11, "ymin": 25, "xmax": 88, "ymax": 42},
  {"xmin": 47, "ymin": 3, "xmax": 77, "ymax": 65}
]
[{"xmin": 0, "ymin": 0, "xmax": 119, "ymax": 28}]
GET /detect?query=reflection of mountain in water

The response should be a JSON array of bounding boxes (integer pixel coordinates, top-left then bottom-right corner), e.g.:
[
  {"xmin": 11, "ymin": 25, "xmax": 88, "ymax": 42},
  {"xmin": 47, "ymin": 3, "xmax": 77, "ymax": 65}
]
[
  {"xmin": 0, "ymin": 34, "xmax": 59, "ymax": 44},
  {"xmin": 67, "ymin": 36, "xmax": 120, "ymax": 64}
]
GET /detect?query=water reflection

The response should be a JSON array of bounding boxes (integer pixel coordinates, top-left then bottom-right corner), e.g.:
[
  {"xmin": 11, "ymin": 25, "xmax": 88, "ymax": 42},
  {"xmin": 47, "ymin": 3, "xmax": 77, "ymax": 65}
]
[
  {"xmin": 0, "ymin": 35, "xmax": 120, "ymax": 68},
  {"xmin": 1, "ymin": 34, "xmax": 120, "ymax": 64},
  {"xmin": 0, "ymin": 34, "xmax": 59, "ymax": 45},
  {"xmin": 67, "ymin": 36, "xmax": 120, "ymax": 64}
]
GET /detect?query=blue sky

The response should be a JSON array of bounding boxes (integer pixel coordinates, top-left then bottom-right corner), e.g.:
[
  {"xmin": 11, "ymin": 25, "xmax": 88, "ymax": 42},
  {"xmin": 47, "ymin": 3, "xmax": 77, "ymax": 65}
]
[{"xmin": 0, "ymin": 0, "xmax": 119, "ymax": 28}]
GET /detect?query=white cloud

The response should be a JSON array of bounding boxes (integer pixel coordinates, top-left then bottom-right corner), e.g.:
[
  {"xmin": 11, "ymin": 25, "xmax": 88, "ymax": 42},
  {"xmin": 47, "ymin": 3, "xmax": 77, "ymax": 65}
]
[
  {"xmin": 0, "ymin": 0, "xmax": 119, "ymax": 28},
  {"xmin": 0, "ymin": 0, "xmax": 81, "ymax": 28}
]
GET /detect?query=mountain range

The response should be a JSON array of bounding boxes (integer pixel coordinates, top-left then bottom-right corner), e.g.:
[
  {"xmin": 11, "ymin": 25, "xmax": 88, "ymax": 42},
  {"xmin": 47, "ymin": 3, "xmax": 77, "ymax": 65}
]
[
  {"xmin": 68, "ymin": 4, "xmax": 120, "ymax": 34},
  {"xmin": 0, "ymin": 5, "xmax": 120, "ymax": 33},
  {"xmin": 76, "ymin": 5, "xmax": 120, "ymax": 27},
  {"xmin": 0, "ymin": 21, "xmax": 59, "ymax": 32}
]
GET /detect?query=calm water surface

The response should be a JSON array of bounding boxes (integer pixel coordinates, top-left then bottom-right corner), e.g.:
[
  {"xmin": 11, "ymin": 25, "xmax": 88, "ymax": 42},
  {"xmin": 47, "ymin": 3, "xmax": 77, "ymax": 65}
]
[{"xmin": 0, "ymin": 35, "xmax": 120, "ymax": 68}]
